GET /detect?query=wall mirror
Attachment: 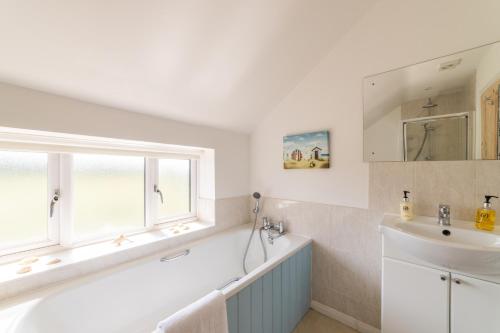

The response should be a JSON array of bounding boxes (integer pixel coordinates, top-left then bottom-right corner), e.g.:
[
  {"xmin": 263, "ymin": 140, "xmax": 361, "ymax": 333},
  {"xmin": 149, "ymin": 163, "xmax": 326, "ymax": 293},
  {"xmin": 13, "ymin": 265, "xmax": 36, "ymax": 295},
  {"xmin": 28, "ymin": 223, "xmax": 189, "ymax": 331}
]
[{"xmin": 363, "ymin": 41, "xmax": 500, "ymax": 162}]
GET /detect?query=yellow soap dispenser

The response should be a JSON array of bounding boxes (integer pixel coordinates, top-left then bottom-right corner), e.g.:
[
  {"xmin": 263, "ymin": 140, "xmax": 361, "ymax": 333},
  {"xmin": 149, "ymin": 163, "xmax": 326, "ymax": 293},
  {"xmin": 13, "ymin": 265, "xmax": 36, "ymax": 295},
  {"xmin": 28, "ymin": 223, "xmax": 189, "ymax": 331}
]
[{"xmin": 475, "ymin": 195, "xmax": 499, "ymax": 231}]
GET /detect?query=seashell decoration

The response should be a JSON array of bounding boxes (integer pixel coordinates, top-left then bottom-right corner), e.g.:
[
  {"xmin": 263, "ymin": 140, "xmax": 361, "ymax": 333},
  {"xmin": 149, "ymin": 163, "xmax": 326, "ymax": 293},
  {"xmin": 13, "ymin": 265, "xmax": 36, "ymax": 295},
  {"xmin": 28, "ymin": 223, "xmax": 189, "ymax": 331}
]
[
  {"xmin": 18, "ymin": 257, "xmax": 39, "ymax": 265},
  {"xmin": 112, "ymin": 234, "xmax": 132, "ymax": 246},
  {"xmin": 17, "ymin": 266, "xmax": 32, "ymax": 274},
  {"xmin": 46, "ymin": 258, "xmax": 62, "ymax": 265}
]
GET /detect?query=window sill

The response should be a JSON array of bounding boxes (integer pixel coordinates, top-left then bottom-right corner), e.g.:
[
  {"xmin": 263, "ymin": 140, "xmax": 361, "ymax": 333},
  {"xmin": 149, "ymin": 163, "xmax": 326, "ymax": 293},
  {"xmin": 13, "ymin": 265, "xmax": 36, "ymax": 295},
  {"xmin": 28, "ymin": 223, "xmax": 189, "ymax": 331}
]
[{"xmin": 0, "ymin": 220, "xmax": 215, "ymax": 301}]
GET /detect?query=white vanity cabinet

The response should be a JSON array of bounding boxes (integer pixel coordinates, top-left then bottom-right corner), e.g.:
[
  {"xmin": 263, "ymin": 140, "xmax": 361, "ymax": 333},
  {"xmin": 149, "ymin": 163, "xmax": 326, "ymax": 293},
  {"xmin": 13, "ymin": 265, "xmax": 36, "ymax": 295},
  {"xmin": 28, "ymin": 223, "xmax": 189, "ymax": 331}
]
[
  {"xmin": 382, "ymin": 258, "xmax": 500, "ymax": 333},
  {"xmin": 380, "ymin": 215, "xmax": 500, "ymax": 333},
  {"xmin": 450, "ymin": 273, "xmax": 500, "ymax": 333},
  {"xmin": 382, "ymin": 258, "xmax": 449, "ymax": 333}
]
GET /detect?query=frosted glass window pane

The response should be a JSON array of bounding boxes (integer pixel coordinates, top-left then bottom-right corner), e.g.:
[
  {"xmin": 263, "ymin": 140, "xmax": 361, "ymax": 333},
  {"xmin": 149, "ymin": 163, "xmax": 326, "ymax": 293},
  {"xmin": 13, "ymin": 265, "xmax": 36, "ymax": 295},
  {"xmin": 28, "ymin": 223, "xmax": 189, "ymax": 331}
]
[
  {"xmin": 158, "ymin": 159, "xmax": 190, "ymax": 218},
  {"xmin": 73, "ymin": 154, "xmax": 144, "ymax": 238},
  {"xmin": 0, "ymin": 151, "xmax": 48, "ymax": 248}
]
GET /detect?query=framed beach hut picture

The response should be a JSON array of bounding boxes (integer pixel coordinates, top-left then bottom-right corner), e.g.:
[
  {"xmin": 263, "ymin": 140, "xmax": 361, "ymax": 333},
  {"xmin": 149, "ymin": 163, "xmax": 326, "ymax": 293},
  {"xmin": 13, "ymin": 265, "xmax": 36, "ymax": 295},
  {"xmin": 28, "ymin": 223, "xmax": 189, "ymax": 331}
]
[{"xmin": 283, "ymin": 130, "xmax": 330, "ymax": 169}]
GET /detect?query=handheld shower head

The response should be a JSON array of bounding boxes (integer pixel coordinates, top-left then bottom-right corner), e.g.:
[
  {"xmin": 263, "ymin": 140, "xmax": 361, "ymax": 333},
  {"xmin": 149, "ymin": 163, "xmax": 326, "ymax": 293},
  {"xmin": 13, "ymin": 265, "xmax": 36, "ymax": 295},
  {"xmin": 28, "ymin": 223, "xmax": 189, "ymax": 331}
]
[{"xmin": 253, "ymin": 192, "xmax": 261, "ymax": 214}]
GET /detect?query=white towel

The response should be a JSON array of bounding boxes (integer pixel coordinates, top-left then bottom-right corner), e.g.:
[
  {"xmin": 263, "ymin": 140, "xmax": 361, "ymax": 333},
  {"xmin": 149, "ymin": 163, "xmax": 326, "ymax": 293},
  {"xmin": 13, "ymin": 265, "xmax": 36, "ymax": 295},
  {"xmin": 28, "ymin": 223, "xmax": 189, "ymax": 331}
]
[{"xmin": 155, "ymin": 290, "xmax": 229, "ymax": 333}]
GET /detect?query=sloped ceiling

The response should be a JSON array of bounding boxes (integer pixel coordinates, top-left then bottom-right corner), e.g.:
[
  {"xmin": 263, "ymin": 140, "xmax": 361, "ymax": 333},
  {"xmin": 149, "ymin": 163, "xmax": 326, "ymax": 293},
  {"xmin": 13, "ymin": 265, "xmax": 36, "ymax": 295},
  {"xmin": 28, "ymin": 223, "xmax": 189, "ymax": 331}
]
[{"xmin": 0, "ymin": 0, "xmax": 374, "ymax": 133}]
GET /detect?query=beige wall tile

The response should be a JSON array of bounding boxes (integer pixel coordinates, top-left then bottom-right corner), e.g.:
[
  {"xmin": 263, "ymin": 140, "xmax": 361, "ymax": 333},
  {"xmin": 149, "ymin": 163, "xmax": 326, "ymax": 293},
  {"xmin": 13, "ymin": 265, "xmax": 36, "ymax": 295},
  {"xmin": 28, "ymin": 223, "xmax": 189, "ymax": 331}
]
[
  {"xmin": 369, "ymin": 162, "xmax": 415, "ymax": 214},
  {"xmin": 329, "ymin": 206, "xmax": 380, "ymax": 325},
  {"xmin": 414, "ymin": 161, "xmax": 476, "ymax": 220},
  {"xmin": 329, "ymin": 249, "xmax": 364, "ymax": 301},
  {"xmin": 357, "ymin": 303, "xmax": 381, "ymax": 329},
  {"xmin": 370, "ymin": 160, "xmax": 500, "ymax": 222},
  {"xmin": 261, "ymin": 198, "xmax": 333, "ymax": 249},
  {"xmin": 258, "ymin": 196, "xmax": 287, "ymax": 221},
  {"xmin": 475, "ymin": 161, "xmax": 500, "ymax": 208},
  {"xmin": 215, "ymin": 196, "xmax": 250, "ymax": 230},
  {"xmin": 324, "ymin": 289, "xmax": 359, "ymax": 321},
  {"xmin": 259, "ymin": 197, "xmax": 381, "ymax": 329},
  {"xmin": 312, "ymin": 243, "xmax": 333, "ymax": 302}
]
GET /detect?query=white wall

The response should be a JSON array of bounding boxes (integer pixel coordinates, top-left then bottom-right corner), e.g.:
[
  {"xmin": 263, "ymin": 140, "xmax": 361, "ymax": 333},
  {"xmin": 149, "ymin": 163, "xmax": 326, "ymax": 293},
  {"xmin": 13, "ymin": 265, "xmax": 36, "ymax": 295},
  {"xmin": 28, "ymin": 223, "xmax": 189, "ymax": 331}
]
[
  {"xmin": 0, "ymin": 82, "xmax": 249, "ymax": 199},
  {"xmin": 251, "ymin": 0, "xmax": 500, "ymax": 208},
  {"xmin": 364, "ymin": 106, "xmax": 402, "ymax": 161}
]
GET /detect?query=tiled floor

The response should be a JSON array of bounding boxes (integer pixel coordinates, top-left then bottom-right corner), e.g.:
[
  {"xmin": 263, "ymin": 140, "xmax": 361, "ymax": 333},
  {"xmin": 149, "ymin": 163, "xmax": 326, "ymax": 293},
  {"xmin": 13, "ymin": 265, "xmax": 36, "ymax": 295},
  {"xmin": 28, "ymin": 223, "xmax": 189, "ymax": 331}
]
[{"xmin": 293, "ymin": 310, "xmax": 358, "ymax": 333}]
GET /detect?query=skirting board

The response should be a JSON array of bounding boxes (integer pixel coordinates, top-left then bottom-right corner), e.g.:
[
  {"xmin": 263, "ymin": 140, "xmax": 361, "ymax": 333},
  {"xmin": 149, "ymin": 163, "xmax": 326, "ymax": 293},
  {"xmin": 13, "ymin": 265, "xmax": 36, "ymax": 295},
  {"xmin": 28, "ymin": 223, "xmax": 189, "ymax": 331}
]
[{"xmin": 311, "ymin": 300, "xmax": 380, "ymax": 333}]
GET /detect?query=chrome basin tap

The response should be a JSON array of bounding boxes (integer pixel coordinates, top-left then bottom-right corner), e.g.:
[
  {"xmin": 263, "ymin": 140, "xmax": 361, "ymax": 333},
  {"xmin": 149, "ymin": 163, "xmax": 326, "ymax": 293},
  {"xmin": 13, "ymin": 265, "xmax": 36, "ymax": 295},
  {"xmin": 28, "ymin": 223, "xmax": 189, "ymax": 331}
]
[{"xmin": 438, "ymin": 204, "xmax": 451, "ymax": 226}]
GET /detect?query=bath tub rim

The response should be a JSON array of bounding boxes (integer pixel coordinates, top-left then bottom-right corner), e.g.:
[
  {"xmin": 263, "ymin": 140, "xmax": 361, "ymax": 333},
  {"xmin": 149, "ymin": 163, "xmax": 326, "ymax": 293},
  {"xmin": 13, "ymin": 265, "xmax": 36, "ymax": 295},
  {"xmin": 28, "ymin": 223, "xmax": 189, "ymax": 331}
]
[{"xmin": 0, "ymin": 223, "xmax": 311, "ymax": 332}]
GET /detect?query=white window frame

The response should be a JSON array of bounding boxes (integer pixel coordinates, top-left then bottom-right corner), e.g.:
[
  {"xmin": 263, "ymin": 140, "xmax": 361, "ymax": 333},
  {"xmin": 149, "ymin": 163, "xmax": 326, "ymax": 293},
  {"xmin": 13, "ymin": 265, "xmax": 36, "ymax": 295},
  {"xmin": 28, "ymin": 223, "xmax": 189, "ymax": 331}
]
[
  {"xmin": 66, "ymin": 154, "xmax": 151, "ymax": 246},
  {"xmin": 0, "ymin": 153, "xmax": 60, "ymax": 257},
  {"xmin": 0, "ymin": 128, "xmax": 202, "ymax": 256},
  {"xmin": 146, "ymin": 158, "xmax": 198, "ymax": 227},
  {"xmin": 47, "ymin": 153, "xmax": 61, "ymax": 245}
]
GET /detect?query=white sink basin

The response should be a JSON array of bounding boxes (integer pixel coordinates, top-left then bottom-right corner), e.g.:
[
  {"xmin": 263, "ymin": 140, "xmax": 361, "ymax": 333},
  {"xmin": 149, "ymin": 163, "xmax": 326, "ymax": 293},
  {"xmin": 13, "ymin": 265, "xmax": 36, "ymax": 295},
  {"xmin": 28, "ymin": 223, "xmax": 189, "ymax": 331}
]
[{"xmin": 380, "ymin": 215, "xmax": 500, "ymax": 275}]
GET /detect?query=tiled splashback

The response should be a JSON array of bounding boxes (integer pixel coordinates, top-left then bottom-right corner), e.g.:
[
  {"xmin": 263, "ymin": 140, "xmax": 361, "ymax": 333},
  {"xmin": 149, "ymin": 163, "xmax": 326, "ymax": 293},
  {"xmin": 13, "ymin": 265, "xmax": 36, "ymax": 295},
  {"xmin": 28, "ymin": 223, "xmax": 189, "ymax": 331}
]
[
  {"xmin": 253, "ymin": 160, "xmax": 500, "ymax": 330},
  {"xmin": 370, "ymin": 161, "xmax": 500, "ymax": 221},
  {"xmin": 256, "ymin": 197, "xmax": 383, "ymax": 329}
]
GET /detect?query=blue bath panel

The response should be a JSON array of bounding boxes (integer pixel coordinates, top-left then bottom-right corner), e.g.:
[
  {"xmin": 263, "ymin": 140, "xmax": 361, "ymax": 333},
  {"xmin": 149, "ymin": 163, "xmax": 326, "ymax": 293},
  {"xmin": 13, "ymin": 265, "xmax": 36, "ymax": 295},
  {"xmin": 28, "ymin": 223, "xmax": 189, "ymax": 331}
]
[
  {"xmin": 272, "ymin": 265, "xmax": 282, "ymax": 333},
  {"xmin": 227, "ymin": 296, "xmax": 239, "ymax": 333},
  {"xmin": 262, "ymin": 272, "xmax": 273, "ymax": 333},
  {"xmin": 226, "ymin": 243, "xmax": 312, "ymax": 333}
]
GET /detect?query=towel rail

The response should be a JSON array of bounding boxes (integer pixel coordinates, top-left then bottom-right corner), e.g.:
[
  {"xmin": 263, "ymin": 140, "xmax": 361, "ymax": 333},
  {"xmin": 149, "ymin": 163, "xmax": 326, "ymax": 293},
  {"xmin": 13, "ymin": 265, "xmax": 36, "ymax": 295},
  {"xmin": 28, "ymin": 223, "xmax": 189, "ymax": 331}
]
[
  {"xmin": 160, "ymin": 249, "xmax": 190, "ymax": 262},
  {"xmin": 217, "ymin": 276, "xmax": 241, "ymax": 290}
]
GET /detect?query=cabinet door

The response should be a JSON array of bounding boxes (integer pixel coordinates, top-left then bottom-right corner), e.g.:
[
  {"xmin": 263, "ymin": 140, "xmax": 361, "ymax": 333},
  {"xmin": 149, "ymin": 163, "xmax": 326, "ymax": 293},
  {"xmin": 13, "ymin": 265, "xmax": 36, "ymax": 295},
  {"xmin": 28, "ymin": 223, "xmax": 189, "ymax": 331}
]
[
  {"xmin": 382, "ymin": 258, "xmax": 449, "ymax": 333},
  {"xmin": 451, "ymin": 273, "xmax": 500, "ymax": 333}
]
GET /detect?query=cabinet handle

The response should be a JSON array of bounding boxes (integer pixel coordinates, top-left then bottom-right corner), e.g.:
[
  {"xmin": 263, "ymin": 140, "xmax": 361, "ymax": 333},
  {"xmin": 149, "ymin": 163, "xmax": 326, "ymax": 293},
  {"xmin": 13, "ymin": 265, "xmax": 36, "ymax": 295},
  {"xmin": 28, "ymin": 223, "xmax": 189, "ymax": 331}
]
[
  {"xmin": 453, "ymin": 278, "xmax": 462, "ymax": 285},
  {"xmin": 440, "ymin": 274, "xmax": 447, "ymax": 281}
]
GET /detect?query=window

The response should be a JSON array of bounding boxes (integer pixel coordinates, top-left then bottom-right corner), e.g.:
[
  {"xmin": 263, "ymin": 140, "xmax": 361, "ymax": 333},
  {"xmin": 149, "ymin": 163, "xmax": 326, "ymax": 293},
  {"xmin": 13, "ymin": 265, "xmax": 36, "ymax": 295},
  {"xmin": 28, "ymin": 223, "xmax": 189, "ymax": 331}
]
[
  {"xmin": 73, "ymin": 154, "xmax": 145, "ymax": 240},
  {"xmin": 0, "ymin": 130, "xmax": 200, "ymax": 256},
  {"xmin": 157, "ymin": 159, "xmax": 191, "ymax": 220},
  {"xmin": 0, "ymin": 151, "xmax": 52, "ymax": 252}
]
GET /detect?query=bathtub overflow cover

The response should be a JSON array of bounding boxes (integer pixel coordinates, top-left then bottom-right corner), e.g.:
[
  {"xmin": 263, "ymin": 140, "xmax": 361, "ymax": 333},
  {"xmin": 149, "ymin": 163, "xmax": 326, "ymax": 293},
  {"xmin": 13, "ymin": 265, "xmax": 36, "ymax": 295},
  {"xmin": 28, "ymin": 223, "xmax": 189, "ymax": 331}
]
[{"xmin": 442, "ymin": 229, "xmax": 451, "ymax": 236}]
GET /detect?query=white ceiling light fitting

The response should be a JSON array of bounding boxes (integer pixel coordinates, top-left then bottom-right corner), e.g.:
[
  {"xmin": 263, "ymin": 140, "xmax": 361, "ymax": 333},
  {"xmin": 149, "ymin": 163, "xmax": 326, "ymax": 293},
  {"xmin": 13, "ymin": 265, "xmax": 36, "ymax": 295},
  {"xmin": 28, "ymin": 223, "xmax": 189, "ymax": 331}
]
[{"xmin": 438, "ymin": 58, "xmax": 462, "ymax": 71}]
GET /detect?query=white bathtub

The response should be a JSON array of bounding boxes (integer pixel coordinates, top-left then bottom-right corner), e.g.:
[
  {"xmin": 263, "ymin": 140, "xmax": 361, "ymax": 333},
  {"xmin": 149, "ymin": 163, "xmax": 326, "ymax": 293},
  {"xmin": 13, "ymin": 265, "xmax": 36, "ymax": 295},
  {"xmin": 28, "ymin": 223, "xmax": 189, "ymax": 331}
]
[{"xmin": 0, "ymin": 224, "xmax": 311, "ymax": 333}]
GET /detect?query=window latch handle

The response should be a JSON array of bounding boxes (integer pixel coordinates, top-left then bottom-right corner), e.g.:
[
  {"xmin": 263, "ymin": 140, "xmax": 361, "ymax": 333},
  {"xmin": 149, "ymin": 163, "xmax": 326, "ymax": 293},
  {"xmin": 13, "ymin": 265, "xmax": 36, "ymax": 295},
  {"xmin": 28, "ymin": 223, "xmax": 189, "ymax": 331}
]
[
  {"xmin": 50, "ymin": 190, "xmax": 60, "ymax": 218},
  {"xmin": 154, "ymin": 185, "xmax": 164, "ymax": 205}
]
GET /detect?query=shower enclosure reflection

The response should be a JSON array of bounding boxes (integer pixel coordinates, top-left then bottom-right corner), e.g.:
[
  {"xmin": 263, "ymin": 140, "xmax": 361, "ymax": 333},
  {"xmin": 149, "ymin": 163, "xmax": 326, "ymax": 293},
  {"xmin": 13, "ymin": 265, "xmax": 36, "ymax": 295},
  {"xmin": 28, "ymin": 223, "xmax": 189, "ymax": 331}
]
[
  {"xmin": 404, "ymin": 114, "xmax": 468, "ymax": 161},
  {"xmin": 363, "ymin": 40, "xmax": 500, "ymax": 162}
]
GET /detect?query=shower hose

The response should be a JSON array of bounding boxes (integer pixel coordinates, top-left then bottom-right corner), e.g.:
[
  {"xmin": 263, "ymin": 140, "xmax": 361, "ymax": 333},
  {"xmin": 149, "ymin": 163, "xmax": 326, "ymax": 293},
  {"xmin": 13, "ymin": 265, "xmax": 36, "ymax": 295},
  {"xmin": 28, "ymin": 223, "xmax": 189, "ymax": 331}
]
[{"xmin": 242, "ymin": 211, "xmax": 268, "ymax": 274}]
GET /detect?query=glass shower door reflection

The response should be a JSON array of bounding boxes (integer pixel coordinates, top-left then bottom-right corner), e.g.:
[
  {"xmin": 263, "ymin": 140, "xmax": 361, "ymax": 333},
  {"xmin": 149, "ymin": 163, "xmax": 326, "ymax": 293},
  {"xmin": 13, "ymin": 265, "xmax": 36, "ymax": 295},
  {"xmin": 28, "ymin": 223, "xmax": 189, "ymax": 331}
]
[{"xmin": 404, "ymin": 115, "xmax": 468, "ymax": 161}]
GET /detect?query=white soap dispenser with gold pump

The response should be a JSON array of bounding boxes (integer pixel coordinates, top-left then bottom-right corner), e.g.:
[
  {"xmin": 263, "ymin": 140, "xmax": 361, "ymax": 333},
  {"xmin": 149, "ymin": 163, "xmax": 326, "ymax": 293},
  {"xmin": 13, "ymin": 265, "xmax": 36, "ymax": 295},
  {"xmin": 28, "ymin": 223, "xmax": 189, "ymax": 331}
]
[{"xmin": 400, "ymin": 190, "xmax": 414, "ymax": 221}]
